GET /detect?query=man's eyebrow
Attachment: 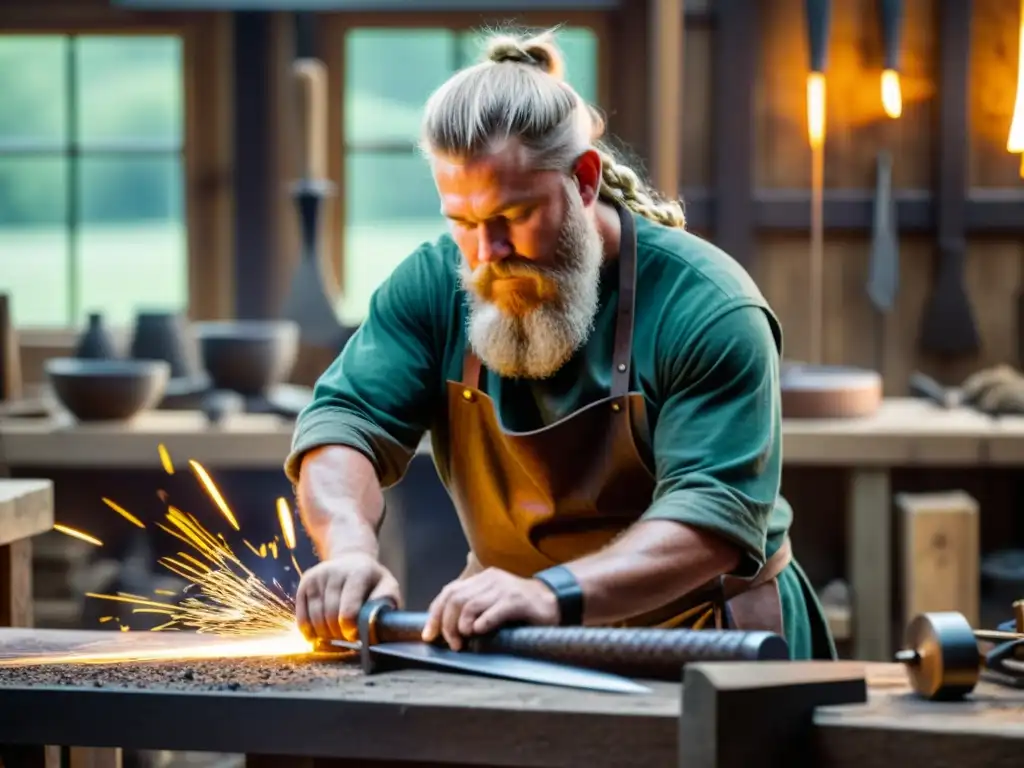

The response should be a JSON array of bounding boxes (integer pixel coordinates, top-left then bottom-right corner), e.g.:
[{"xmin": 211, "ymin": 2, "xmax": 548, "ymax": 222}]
[{"xmin": 442, "ymin": 197, "xmax": 544, "ymax": 222}]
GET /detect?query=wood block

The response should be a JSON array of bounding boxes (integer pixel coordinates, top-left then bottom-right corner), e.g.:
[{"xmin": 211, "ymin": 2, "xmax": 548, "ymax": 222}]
[
  {"xmin": 897, "ymin": 490, "xmax": 979, "ymax": 628},
  {"xmin": 678, "ymin": 661, "xmax": 868, "ymax": 768},
  {"xmin": 0, "ymin": 480, "xmax": 54, "ymax": 547}
]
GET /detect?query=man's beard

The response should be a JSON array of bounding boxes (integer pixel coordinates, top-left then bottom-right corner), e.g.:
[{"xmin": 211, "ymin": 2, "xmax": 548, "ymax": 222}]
[{"xmin": 458, "ymin": 185, "xmax": 604, "ymax": 380}]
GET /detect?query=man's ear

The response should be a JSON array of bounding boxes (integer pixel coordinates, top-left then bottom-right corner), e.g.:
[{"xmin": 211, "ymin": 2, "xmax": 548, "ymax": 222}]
[{"xmin": 571, "ymin": 149, "xmax": 602, "ymax": 206}]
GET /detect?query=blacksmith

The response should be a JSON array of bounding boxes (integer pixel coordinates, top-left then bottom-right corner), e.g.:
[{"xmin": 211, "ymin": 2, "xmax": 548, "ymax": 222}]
[{"xmin": 284, "ymin": 30, "xmax": 836, "ymax": 660}]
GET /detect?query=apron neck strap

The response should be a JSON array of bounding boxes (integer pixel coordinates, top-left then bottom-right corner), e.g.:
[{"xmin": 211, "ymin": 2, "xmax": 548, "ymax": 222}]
[
  {"xmin": 610, "ymin": 202, "xmax": 638, "ymax": 399},
  {"xmin": 461, "ymin": 202, "xmax": 640, "ymax": 393}
]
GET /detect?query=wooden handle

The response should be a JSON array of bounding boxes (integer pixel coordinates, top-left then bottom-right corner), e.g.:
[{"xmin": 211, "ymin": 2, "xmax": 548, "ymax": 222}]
[
  {"xmin": 0, "ymin": 294, "xmax": 22, "ymax": 403},
  {"xmin": 293, "ymin": 58, "xmax": 328, "ymax": 180}
]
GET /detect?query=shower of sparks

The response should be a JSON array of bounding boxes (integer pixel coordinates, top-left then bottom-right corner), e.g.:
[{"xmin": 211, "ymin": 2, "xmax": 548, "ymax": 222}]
[{"xmin": 18, "ymin": 444, "xmax": 316, "ymax": 667}]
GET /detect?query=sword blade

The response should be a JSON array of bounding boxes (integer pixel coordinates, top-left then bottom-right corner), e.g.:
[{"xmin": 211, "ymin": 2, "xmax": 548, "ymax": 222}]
[
  {"xmin": 315, "ymin": 639, "xmax": 650, "ymax": 694},
  {"xmin": 372, "ymin": 642, "xmax": 652, "ymax": 694}
]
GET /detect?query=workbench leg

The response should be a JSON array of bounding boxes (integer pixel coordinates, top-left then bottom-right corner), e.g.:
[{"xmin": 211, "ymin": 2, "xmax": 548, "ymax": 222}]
[
  {"xmin": 847, "ymin": 469, "xmax": 892, "ymax": 661},
  {"xmin": 0, "ymin": 538, "xmax": 33, "ymax": 628}
]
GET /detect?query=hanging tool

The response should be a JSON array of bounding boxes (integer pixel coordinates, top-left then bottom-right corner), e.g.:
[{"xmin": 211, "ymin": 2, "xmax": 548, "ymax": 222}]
[
  {"xmin": 314, "ymin": 598, "xmax": 789, "ymax": 693},
  {"xmin": 804, "ymin": 0, "xmax": 831, "ymax": 365},
  {"xmin": 865, "ymin": 1, "xmax": 904, "ymax": 380},
  {"xmin": 918, "ymin": 0, "xmax": 980, "ymax": 357},
  {"xmin": 894, "ymin": 611, "xmax": 1024, "ymax": 700},
  {"xmin": 279, "ymin": 57, "xmax": 349, "ymax": 351},
  {"xmin": 866, "ymin": 151, "xmax": 899, "ymax": 377},
  {"xmin": 1008, "ymin": 1, "xmax": 1024, "ymax": 364}
]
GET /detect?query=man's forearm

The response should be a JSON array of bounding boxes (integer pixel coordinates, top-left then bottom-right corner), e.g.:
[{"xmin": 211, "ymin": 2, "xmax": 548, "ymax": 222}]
[
  {"xmin": 561, "ymin": 519, "xmax": 742, "ymax": 625},
  {"xmin": 295, "ymin": 445, "xmax": 385, "ymax": 560}
]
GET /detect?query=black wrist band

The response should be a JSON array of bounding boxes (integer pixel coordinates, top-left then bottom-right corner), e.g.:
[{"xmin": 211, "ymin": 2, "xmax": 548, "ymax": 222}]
[{"xmin": 533, "ymin": 565, "xmax": 584, "ymax": 626}]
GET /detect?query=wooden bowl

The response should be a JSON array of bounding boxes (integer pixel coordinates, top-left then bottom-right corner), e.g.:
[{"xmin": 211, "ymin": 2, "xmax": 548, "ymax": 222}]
[
  {"xmin": 45, "ymin": 358, "xmax": 170, "ymax": 422},
  {"xmin": 193, "ymin": 320, "xmax": 299, "ymax": 397},
  {"xmin": 780, "ymin": 363, "xmax": 883, "ymax": 419}
]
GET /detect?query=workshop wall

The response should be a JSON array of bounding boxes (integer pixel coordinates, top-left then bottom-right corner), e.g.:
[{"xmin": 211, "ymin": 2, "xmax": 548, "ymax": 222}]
[{"xmin": 676, "ymin": 0, "xmax": 1023, "ymax": 393}]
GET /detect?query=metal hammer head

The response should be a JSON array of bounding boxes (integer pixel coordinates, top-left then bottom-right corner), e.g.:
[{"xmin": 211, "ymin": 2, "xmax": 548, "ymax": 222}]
[{"xmin": 357, "ymin": 597, "xmax": 398, "ymax": 674}]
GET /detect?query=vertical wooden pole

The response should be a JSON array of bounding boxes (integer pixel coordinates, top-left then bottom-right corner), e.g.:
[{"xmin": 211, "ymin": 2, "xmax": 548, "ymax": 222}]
[
  {"xmin": 711, "ymin": 0, "xmax": 758, "ymax": 272},
  {"xmin": 648, "ymin": 0, "xmax": 684, "ymax": 199}
]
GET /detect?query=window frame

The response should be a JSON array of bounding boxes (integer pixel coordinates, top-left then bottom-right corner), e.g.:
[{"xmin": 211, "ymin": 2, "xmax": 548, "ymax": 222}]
[
  {"xmin": 317, "ymin": 10, "xmax": 612, "ymax": 306},
  {"xmin": 0, "ymin": 3, "xmax": 234, "ymax": 348}
]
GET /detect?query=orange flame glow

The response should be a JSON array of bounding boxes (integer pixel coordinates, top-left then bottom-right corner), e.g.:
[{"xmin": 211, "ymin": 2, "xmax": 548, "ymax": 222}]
[
  {"xmin": 881, "ymin": 69, "xmax": 902, "ymax": 119},
  {"xmin": 806, "ymin": 72, "xmax": 826, "ymax": 148}
]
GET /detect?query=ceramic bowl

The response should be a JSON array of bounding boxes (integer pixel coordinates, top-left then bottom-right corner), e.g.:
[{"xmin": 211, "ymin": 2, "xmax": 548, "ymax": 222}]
[
  {"xmin": 192, "ymin": 320, "xmax": 300, "ymax": 396},
  {"xmin": 46, "ymin": 358, "xmax": 171, "ymax": 421}
]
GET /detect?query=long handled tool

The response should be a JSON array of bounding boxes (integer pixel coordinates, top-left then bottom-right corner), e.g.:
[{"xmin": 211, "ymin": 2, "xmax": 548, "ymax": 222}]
[
  {"xmin": 279, "ymin": 58, "xmax": 348, "ymax": 351},
  {"xmin": 314, "ymin": 598, "xmax": 790, "ymax": 694},
  {"xmin": 918, "ymin": 0, "xmax": 979, "ymax": 357},
  {"xmin": 804, "ymin": 0, "xmax": 831, "ymax": 365}
]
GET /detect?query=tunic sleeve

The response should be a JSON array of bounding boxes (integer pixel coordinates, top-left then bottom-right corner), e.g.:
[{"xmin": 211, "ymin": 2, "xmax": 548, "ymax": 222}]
[
  {"xmin": 640, "ymin": 300, "xmax": 784, "ymax": 578},
  {"xmin": 284, "ymin": 245, "xmax": 447, "ymax": 488}
]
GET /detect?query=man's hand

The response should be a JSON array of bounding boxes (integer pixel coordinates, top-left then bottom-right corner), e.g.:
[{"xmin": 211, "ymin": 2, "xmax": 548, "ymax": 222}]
[
  {"xmin": 295, "ymin": 552, "xmax": 401, "ymax": 642},
  {"xmin": 421, "ymin": 568, "xmax": 560, "ymax": 650}
]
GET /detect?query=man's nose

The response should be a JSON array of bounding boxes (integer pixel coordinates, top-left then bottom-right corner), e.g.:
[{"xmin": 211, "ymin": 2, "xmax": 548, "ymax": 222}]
[{"xmin": 476, "ymin": 224, "xmax": 513, "ymax": 264}]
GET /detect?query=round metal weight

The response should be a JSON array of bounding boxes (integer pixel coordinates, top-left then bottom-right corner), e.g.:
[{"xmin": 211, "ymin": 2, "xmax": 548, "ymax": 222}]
[{"xmin": 897, "ymin": 612, "xmax": 980, "ymax": 701}]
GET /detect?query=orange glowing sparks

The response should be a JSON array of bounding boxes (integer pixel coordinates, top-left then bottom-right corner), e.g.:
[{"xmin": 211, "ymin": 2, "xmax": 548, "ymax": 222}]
[
  {"xmin": 277, "ymin": 497, "xmax": 297, "ymax": 550},
  {"xmin": 102, "ymin": 497, "xmax": 146, "ymax": 529},
  {"xmin": 187, "ymin": 460, "xmax": 240, "ymax": 531},
  {"xmin": 53, "ymin": 524, "xmax": 103, "ymax": 547},
  {"xmin": 158, "ymin": 443, "xmax": 176, "ymax": 475},
  {"xmin": 5, "ymin": 449, "xmax": 314, "ymax": 670},
  {"xmin": 0, "ymin": 630, "xmax": 312, "ymax": 668}
]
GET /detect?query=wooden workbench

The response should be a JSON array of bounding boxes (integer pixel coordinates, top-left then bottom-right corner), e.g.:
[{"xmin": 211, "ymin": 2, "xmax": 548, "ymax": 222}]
[
  {"xmin": 3, "ymin": 399, "xmax": 1022, "ymax": 661},
  {"xmin": 0, "ymin": 642, "xmax": 1020, "ymax": 768}
]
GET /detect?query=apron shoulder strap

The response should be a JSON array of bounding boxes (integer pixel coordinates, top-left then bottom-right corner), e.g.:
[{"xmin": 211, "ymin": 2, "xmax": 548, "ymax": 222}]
[{"xmin": 610, "ymin": 205, "xmax": 638, "ymax": 399}]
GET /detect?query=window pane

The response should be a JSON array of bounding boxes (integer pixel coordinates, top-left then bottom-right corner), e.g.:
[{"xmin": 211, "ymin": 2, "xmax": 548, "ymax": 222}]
[
  {"xmin": 78, "ymin": 156, "xmax": 186, "ymax": 326},
  {"xmin": 76, "ymin": 36, "xmax": 183, "ymax": 148},
  {"xmin": 341, "ymin": 152, "xmax": 445, "ymax": 323},
  {"xmin": 458, "ymin": 27, "xmax": 598, "ymax": 104},
  {"xmin": 0, "ymin": 157, "xmax": 69, "ymax": 326},
  {"xmin": 0, "ymin": 36, "xmax": 67, "ymax": 147},
  {"xmin": 345, "ymin": 29, "xmax": 455, "ymax": 146}
]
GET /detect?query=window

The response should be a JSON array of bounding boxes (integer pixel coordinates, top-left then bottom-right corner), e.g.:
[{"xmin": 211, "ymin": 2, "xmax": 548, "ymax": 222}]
[
  {"xmin": 0, "ymin": 34, "xmax": 185, "ymax": 328},
  {"xmin": 339, "ymin": 26, "xmax": 599, "ymax": 324}
]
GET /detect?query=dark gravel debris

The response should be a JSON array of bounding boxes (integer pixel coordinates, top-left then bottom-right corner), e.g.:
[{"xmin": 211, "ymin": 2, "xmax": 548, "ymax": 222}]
[{"xmin": 0, "ymin": 654, "xmax": 364, "ymax": 692}]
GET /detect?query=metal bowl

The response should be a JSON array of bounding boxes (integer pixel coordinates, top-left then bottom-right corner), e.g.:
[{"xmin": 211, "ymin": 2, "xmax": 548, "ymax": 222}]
[
  {"xmin": 192, "ymin": 320, "xmax": 299, "ymax": 396},
  {"xmin": 45, "ymin": 358, "xmax": 171, "ymax": 422}
]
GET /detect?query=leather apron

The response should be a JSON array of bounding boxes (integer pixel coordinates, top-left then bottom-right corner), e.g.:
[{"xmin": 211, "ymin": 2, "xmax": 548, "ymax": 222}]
[{"xmin": 443, "ymin": 203, "xmax": 791, "ymax": 634}]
